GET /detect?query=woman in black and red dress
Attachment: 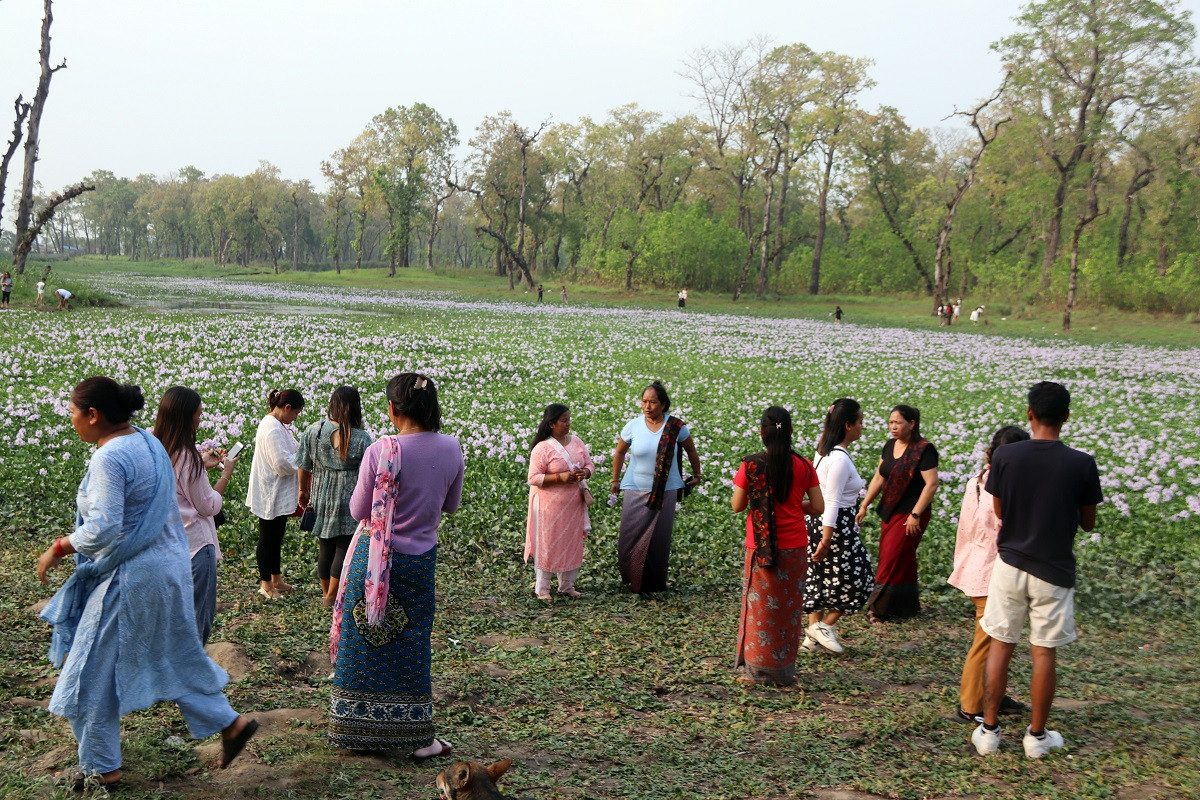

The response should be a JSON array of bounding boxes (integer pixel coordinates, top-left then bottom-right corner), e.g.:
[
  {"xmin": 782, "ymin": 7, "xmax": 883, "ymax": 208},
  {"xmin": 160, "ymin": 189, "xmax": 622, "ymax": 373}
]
[{"xmin": 856, "ymin": 405, "xmax": 939, "ymax": 623}]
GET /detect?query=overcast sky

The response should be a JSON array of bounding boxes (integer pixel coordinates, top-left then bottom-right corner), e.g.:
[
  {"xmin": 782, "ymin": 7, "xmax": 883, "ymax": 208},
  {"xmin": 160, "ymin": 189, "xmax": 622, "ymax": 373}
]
[{"xmin": 2, "ymin": 0, "xmax": 1198, "ymax": 198}]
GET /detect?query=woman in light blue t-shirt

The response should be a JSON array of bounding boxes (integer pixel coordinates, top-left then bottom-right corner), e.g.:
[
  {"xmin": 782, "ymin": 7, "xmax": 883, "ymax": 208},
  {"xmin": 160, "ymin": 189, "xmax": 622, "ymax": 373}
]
[{"xmin": 609, "ymin": 381, "xmax": 702, "ymax": 593}]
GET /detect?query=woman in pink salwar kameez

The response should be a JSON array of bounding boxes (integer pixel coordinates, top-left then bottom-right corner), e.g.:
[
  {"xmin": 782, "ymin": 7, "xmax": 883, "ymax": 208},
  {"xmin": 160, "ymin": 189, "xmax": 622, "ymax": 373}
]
[{"xmin": 525, "ymin": 404, "xmax": 595, "ymax": 601}]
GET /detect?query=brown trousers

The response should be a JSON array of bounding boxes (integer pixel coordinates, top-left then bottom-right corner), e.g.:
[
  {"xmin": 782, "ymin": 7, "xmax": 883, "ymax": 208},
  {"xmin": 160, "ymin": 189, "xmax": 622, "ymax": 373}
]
[{"xmin": 960, "ymin": 596, "xmax": 990, "ymax": 714}]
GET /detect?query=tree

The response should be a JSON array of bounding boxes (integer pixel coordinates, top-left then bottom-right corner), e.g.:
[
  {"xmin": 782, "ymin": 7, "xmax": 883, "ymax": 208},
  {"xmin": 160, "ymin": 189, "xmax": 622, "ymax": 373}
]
[
  {"xmin": 995, "ymin": 0, "xmax": 1195, "ymax": 328},
  {"xmin": 13, "ymin": 0, "xmax": 67, "ymax": 274}
]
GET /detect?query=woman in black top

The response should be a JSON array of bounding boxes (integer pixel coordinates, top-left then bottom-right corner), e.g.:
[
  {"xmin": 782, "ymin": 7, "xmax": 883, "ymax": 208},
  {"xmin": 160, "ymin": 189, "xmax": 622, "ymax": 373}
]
[{"xmin": 856, "ymin": 405, "xmax": 939, "ymax": 622}]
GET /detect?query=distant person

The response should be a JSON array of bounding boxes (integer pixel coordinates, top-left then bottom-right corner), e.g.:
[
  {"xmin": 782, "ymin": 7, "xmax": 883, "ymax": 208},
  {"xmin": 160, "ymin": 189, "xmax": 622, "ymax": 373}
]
[
  {"xmin": 972, "ymin": 382, "xmax": 1103, "ymax": 759},
  {"xmin": 36, "ymin": 278, "xmax": 46, "ymax": 306},
  {"xmin": 678, "ymin": 287, "xmax": 688, "ymax": 309},
  {"xmin": 246, "ymin": 388, "xmax": 305, "ymax": 600},
  {"xmin": 1, "ymin": 272, "xmax": 12, "ymax": 308},
  {"xmin": 525, "ymin": 403, "xmax": 595, "ymax": 600},
  {"xmin": 948, "ymin": 425, "xmax": 1030, "ymax": 725},
  {"xmin": 953, "ymin": 299, "xmax": 962, "ymax": 324},
  {"xmin": 970, "ymin": 306, "xmax": 984, "ymax": 324},
  {"xmin": 55, "ymin": 287, "xmax": 73, "ymax": 310},
  {"xmin": 856, "ymin": 404, "xmax": 939, "ymax": 623},
  {"xmin": 560, "ymin": 285, "xmax": 568, "ymax": 304},
  {"xmin": 43, "ymin": 264, "xmax": 52, "ymax": 280},
  {"xmin": 731, "ymin": 406, "xmax": 822, "ymax": 685},
  {"xmin": 834, "ymin": 305, "xmax": 843, "ymax": 323},
  {"xmin": 153, "ymin": 386, "xmax": 241, "ymax": 645},
  {"xmin": 296, "ymin": 386, "xmax": 373, "ymax": 607},
  {"xmin": 537, "ymin": 284, "xmax": 544, "ymax": 303}
]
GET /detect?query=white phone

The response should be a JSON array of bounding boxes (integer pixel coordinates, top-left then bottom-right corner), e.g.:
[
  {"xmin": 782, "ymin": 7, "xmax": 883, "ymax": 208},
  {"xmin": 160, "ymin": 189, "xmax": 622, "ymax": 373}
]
[{"xmin": 226, "ymin": 442, "xmax": 245, "ymax": 460}]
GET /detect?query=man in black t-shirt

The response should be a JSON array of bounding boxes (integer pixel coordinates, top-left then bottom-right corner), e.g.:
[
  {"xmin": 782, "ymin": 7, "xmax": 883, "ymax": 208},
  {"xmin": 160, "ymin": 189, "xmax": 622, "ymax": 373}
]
[{"xmin": 971, "ymin": 381, "xmax": 1103, "ymax": 760}]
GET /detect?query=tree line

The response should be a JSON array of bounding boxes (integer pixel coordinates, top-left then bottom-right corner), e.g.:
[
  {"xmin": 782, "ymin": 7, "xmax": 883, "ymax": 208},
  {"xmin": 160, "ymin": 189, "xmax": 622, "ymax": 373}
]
[{"xmin": 8, "ymin": 0, "xmax": 1200, "ymax": 326}]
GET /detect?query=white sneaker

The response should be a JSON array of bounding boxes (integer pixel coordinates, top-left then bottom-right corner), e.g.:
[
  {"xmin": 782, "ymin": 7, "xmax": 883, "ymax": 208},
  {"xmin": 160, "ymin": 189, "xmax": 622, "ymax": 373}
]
[
  {"xmin": 807, "ymin": 622, "xmax": 845, "ymax": 654},
  {"xmin": 972, "ymin": 723, "xmax": 1002, "ymax": 756},
  {"xmin": 801, "ymin": 634, "xmax": 819, "ymax": 652},
  {"xmin": 1023, "ymin": 727, "xmax": 1064, "ymax": 759}
]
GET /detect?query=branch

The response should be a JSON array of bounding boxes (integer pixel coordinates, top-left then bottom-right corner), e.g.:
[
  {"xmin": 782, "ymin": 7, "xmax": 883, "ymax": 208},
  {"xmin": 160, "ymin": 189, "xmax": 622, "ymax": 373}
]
[
  {"xmin": 1, "ymin": 95, "xmax": 31, "ymax": 221},
  {"xmin": 12, "ymin": 181, "xmax": 94, "ymax": 264}
]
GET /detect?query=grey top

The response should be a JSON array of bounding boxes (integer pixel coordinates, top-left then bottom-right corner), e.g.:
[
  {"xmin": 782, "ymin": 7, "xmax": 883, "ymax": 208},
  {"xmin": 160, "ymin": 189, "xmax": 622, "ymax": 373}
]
[{"xmin": 296, "ymin": 420, "xmax": 373, "ymax": 539}]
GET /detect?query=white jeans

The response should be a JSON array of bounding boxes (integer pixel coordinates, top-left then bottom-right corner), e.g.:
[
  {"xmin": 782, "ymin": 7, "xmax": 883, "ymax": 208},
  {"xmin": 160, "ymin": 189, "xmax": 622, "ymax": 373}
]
[{"xmin": 535, "ymin": 568, "xmax": 579, "ymax": 595}]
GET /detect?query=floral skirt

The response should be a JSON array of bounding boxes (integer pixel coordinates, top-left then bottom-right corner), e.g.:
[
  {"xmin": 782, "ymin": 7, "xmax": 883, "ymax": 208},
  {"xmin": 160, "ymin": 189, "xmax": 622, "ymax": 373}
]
[
  {"xmin": 328, "ymin": 540, "xmax": 437, "ymax": 750},
  {"xmin": 804, "ymin": 507, "xmax": 874, "ymax": 614},
  {"xmin": 735, "ymin": 547, "xmax": 807, "ymax": 685}
]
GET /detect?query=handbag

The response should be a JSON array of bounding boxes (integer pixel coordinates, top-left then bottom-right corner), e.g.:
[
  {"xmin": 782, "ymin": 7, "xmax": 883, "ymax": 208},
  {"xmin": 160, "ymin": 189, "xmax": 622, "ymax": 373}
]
[
  {"xmin": 213, "ymin": 509, "xmax": 227, "ymax": 528},
  {"xmin": 298, "ymin": 421, "xmax": 323, "ymax": 532}
]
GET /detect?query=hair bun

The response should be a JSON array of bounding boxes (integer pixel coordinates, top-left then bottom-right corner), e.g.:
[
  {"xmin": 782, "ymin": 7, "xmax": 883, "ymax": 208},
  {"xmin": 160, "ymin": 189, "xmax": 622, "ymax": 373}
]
[{"xmin": 117, "ymin": 383, "xmax": 146, "ymax": 415}]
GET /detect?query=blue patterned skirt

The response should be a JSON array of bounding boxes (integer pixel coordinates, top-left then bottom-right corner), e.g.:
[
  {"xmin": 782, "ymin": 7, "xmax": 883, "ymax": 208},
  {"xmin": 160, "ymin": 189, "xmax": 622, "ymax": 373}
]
[{"xmin": 328, "ymin": 539, "xmax": 437, "ymax": 750}]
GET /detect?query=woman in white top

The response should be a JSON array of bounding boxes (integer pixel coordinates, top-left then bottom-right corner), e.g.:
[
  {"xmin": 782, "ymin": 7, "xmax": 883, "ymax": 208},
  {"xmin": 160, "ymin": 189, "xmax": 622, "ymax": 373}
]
[
  {"xmin": 246, "ymin": 388, "xmax": 304, "ymax": 599},
  {"xmin": 804, "ymin": 398, "xmax": 875, "ymax": 654},
  {"xmin": 153, "ymin": 386, "xmax": 241, "ymax": 643}
]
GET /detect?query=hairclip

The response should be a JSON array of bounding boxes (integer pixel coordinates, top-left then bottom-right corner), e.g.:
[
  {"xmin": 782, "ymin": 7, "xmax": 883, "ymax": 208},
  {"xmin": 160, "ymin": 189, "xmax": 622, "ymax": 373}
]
[
  {"xmin": 828, "ymin": 404, "xmax": 835, "ymax": 414},
  {"xmin": 775, "ymin": 422, "xmax": 782, "ymax": 429},
  {"xmin": 415, "ymin": 377, "xmax": 428, "ymax": 390}
]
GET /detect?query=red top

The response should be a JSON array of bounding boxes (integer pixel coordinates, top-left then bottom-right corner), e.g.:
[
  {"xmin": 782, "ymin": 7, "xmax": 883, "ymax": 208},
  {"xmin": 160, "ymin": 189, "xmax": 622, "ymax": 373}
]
[{"xmin": 733, "ymin": 453, "xmax": 820, "ymax": 550}]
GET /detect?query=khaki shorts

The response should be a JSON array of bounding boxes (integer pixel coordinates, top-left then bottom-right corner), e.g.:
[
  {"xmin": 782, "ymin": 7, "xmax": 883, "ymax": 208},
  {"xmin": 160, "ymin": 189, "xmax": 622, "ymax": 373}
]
[{"xmin": 980, "ymin": 559, "xmax": 1076, "ymax": 648}]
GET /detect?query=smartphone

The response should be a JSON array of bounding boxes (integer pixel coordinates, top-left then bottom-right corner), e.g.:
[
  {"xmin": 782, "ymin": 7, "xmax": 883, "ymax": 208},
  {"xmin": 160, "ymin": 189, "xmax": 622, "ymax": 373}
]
[{"xmin": 226, "ymin": 442, "xmax": 245, "ymax": 460}]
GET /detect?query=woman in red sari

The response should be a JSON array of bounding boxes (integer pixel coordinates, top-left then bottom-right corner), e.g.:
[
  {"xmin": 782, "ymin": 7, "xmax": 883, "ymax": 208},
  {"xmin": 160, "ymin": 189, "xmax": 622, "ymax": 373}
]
[
  {"xmin": 731, "ymin": 406, "xmax": 823, "ymax": 686},
  {"xmin": 856, "ymin": 405, "xmax": 939, "ymax": 623}
]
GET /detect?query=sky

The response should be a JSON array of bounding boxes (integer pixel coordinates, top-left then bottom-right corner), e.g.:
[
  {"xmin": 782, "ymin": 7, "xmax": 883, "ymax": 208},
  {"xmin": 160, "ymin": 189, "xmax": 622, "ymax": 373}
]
[{"xmin": 2, "ymin": 0, "xmax": 1199, "ymax": 200}]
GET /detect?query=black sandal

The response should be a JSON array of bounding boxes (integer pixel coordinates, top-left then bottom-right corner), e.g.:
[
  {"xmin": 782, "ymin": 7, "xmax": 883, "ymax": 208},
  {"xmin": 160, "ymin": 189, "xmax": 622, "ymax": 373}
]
[{"xmin": 219, "ymin": 718, "xmax": 259, "ymax": 769}]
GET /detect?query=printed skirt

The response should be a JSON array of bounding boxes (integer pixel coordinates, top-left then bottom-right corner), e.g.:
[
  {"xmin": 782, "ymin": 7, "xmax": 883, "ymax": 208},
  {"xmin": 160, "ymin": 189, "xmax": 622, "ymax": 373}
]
[
  {"xmin": 804, "ymin": 507, "xmax": 874, "ymax": 614},
  {"xmin": 328, "ymin": 540, "xmax": 437, "ymax": 750},
  {"xmin": 735, "ymin": 547, "xmax": 807, "ymax": 685}
]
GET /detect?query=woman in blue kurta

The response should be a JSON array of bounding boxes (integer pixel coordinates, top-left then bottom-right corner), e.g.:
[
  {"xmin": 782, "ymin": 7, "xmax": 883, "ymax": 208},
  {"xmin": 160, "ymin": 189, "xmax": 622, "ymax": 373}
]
[{"xmin": 36, "ymin": 377, "xmax": 258, "ymax": 789}]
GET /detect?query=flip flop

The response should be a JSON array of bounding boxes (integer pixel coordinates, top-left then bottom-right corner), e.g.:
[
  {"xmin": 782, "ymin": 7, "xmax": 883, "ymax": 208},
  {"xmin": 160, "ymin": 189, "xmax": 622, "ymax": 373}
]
[
  {"xmin": 219, "ymin": 718, "xmax": 259, "ymax": 769},
  {"xmin": 414, "ymin": 737, "xmax": 453, "ymax": 761}
]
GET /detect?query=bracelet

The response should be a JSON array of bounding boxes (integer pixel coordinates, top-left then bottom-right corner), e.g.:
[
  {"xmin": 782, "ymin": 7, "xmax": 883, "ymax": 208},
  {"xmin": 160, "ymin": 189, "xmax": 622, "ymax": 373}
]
[{"xmin": 53, "ymin": 538, "xmax": 65, "ymax": 558}]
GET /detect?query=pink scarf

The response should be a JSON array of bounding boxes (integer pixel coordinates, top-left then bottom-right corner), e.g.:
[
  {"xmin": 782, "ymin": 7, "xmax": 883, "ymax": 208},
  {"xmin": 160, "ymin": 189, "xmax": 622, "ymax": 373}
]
[{"xmin": 330, "ymin": 435, "xmax": 401, "ymax": 664}]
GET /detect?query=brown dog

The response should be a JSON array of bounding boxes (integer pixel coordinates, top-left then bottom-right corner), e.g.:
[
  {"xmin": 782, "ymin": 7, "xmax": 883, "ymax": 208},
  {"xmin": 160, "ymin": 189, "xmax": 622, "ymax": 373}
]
[{"xmin": 436, "ymin": 758, "xmax": 519, "ymax": 800}]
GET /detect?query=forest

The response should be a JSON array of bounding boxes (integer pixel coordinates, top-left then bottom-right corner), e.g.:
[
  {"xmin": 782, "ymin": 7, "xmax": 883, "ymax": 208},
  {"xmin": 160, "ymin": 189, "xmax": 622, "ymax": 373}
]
[{"xmin": 7, "ymin": 0, "xmax": 1200, "ymax": 325}]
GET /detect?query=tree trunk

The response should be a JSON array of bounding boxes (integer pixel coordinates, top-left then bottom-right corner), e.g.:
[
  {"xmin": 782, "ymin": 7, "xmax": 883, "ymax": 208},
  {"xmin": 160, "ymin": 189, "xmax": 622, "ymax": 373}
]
[
  {"xmin": 291, "ymin": 190, "xmax": 300, "ymax": 272},
  {"xmin": 1116, "ymin": 167, "xmax": 1153, "ymax": 271},
  {"xmin": 809, "ymin": 147, "xmax": 834, "ymax": 294},
  {"xmin": 13, "ymin": 0, "xmax": 63, "ymax": 275},
  {"xmin": 623, "ymin": 248, "xmax": 637, "ymax": 291},
  {"xmin": 756, "ymin": 176, "xmax": 774, "ymax": 299}
]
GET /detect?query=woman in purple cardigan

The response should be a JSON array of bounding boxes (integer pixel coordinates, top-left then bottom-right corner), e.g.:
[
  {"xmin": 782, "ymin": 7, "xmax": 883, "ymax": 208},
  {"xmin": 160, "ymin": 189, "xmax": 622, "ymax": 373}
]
[{"xmin": 327, "ymin": 373, "xmax": 464, "ymax": 759}]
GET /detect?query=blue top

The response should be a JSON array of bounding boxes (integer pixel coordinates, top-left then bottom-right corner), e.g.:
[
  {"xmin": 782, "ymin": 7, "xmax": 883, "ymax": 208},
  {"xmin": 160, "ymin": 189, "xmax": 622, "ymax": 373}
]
[
  {"xmin": 43, "ymin": 429, "xmax": 228, "ymax": 717},
  {"xmin": 618, "ymin": 416, "xmax": 691, "ymax": 492}
]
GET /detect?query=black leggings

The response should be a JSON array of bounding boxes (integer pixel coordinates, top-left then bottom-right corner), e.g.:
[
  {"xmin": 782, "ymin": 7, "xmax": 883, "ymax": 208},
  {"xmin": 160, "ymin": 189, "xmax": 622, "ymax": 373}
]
[
  {"xmin": 256, "ymin": 514, "xmax": 289, "ymax": 581},
  {"xmin": 317, "ymin": 535, "xmax": 353, "ymax": 581}
]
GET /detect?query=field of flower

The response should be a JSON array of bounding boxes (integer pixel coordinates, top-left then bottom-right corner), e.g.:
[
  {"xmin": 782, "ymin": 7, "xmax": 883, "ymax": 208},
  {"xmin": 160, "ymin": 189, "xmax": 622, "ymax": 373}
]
[{"xmin": 1, "ymin": 271, "xmax": 1197, "ymax": 799}]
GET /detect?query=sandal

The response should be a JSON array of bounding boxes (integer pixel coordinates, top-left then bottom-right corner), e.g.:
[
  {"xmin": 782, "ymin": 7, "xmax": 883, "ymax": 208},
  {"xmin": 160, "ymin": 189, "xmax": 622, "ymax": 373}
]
[
  {"xmin": 866, "ymin": 612, "xmax": 883, "ymax": 626},
  {"xmin": 55, "ymin": 769, "xmax": 122, "ymax": 791},
  {"xmin": 413, "ymin": 737, "xmax": 453, "ymax": 760},
  {"xmin": 558, "ymin": 588, "xmax": 585, "ymax": 598},
  {"xmin": 219, "ymin": 718, "xmax": 259, "ymax": 769}
]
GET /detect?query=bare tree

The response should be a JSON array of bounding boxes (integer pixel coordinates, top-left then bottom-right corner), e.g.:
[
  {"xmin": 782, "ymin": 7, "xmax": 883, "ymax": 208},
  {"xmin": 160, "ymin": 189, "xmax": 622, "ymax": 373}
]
[
  {"xmin": 13, "ymin": 0, "xmax": 68, "ymax": 274},
  {"xmin": 1, "ymin": 96, "xmax": 31, "ymax": 226},
  {"xmin": 932, "ymin": 79, "xmax": 1011, "ymax": 313}
]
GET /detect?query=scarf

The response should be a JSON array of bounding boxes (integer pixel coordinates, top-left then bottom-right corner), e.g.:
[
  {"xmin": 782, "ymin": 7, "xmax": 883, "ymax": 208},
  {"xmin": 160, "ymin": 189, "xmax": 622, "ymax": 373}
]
[
  {"xmin": 41, "ymin": 428, "xmax": 177, "ymax": 667},
  {"xmin": 330, "ymin": 435, "xmax": 401, "ymax": 663},
  {"xmin": 742, "ymin": 453, "xmax": 778, "ymax": 568},
  {"xmin": 878, "ymin": 437, "xmax": 929, "ymax": 521},
  {"xmin": 646, "ymin": 416, "xmax": 684, "ymax": 511}
]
